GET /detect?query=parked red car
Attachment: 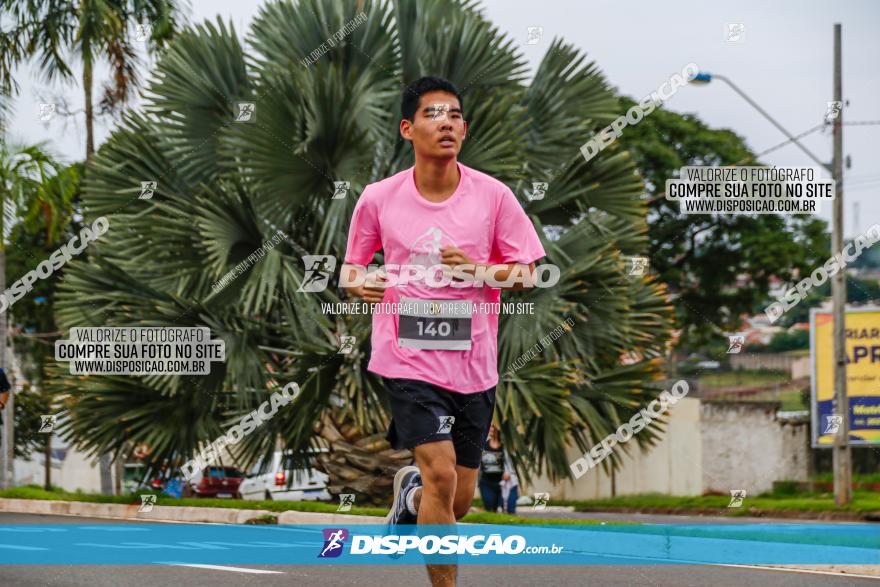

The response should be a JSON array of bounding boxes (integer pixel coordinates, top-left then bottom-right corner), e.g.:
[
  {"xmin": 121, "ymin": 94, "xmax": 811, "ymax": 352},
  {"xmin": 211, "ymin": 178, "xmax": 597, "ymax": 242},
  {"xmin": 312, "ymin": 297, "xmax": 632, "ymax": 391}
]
[{"xmin": 193, "ymin": 466, "xmax": 245, "ymax": 499}]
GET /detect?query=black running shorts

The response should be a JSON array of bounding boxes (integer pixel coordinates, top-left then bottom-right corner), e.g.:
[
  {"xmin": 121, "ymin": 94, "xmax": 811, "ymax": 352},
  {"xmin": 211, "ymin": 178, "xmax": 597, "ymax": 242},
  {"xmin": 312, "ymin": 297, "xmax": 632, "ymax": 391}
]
[{"xmin": 383, "ymin": 377, "xmax": 496, "ymax": 469}]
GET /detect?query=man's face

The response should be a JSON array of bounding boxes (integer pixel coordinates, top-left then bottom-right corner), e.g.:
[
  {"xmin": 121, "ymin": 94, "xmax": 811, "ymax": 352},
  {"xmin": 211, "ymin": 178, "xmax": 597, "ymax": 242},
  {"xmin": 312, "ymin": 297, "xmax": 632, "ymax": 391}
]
[{"xmin": 400, "ymin": 90, "xmax": 467, "ymax": 159}]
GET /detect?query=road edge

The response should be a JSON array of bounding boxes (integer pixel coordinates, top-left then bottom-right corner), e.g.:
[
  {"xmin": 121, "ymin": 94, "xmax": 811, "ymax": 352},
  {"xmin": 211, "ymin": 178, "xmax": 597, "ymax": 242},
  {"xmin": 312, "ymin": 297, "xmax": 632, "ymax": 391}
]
[{"xmin": 0, "ymin": 497, "xmax": 385, "ymax": 525}]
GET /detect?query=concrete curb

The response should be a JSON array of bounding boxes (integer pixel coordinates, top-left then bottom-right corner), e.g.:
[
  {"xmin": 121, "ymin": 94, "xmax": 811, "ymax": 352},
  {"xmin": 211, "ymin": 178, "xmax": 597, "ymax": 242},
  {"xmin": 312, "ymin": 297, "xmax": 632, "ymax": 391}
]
[
  {"xmin": 276, "ymin": 510, "xmax": 384, "ymax": 524},
  {"xmin": 576, "ymin": 505, "xmax": 880, "ymax": 521},
  {"xmin": 0, "ymin": 498, "xmax": 381, "ymax": 525}
]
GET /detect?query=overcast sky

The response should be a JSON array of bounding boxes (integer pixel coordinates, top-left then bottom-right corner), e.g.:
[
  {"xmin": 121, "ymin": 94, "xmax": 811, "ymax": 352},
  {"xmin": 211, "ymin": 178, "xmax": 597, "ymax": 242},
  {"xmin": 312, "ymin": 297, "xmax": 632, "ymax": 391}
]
[{"xmin": 6, "ymin": 0, "xmax": 879, "ymax": 237}]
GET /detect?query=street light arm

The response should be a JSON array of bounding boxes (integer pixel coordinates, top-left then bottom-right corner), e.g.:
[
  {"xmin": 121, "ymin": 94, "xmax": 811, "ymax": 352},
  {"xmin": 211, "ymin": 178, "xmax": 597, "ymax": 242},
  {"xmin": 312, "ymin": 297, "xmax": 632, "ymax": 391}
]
[{"xmin": 712, "ymin": 74, "xmax": 830, "ymax": 170}]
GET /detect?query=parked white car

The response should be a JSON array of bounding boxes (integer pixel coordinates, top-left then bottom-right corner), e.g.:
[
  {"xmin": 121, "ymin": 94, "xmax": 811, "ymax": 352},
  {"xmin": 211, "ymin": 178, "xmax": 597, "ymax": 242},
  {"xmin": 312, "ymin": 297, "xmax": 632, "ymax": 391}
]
[{"xmin": 238, "ymin": 449, "xmax": 331, "ymax": 501}]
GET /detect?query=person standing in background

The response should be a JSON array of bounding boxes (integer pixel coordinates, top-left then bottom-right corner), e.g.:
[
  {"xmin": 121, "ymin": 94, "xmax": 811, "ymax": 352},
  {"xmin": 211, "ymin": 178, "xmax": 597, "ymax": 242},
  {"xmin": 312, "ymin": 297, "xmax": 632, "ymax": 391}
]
[{"xmin": 479, "ymin": 424, "xmax": 518, "ymax": 513}]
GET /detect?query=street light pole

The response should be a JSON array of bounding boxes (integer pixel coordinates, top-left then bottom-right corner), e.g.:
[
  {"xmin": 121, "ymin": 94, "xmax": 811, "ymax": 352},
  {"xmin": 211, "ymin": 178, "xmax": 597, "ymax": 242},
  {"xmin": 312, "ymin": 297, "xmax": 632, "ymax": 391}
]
[
  {"xmin": 691, "ymin": 73, "xmax": 829, "ymax": 171},
  {"xmin": 692, "ymin": 38, "xmax": 851, "ymax": 502},
  {"xmin": 831, "ymin": 22, "xmax": 852, "ymax": 506}
]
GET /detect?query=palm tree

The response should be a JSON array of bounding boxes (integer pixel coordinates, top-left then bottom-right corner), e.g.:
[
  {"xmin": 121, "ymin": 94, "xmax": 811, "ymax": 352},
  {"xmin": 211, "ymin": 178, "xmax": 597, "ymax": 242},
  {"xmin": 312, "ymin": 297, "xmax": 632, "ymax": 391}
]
[
  {"xmin": 0, "ymin": 0, "xmax": 182, "ymax": 161},
  {"xmin": 51, "ymin": 0, "xmax": 673, "ymax": 504},
  {"xmin": 1, "ymin": 0, "xmax": 183, "ymax": 493},
  {"xmin": 0, "ymin": 140, "xmax": 75, "ymax": 488}
]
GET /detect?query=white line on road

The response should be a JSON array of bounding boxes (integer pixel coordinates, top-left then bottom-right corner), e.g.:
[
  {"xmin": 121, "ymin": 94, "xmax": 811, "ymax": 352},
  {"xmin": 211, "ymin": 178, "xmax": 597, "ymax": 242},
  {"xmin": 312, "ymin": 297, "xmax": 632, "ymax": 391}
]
[
  {"xmin": 166, "ymin": 563, "xmax": 284, "ymax": 574},
  {"xmin": 716, "ymin": 564, "xmax": 880, "ymax": 581}
]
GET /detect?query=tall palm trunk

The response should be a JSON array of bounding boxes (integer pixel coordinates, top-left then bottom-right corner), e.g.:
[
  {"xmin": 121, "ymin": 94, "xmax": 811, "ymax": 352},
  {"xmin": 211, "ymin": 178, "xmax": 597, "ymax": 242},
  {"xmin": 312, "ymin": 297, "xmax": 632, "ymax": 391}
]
[
  {"xmin": 84, "ymin": 60, "xmax": 95, "ymax": 161},
  {"xmin": 44, "ymin": 432, "xmax": 51, "ymax": 490},
  {"xmin": 84, "ymin": 57, "xmax": 111, "ymax": 493}
]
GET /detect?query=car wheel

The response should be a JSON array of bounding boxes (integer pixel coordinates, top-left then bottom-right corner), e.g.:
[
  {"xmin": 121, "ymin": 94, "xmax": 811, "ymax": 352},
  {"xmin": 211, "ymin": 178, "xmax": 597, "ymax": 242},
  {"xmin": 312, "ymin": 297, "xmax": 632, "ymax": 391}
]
[{"xmin": 264, "ymin": 490, "xmax": 273, "ymax": 501}]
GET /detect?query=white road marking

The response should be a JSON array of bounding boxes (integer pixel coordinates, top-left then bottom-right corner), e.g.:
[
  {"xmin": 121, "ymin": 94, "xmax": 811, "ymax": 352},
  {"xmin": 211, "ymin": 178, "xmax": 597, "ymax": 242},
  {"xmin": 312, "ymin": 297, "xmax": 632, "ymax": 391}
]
[
  {"xmin": 167, "ymin": 563, "xmax": 284, "ymax": 574},
  {"xmin": 561, "ymin": 547, "xmax": 880, "ymax": 579},
  {"xmin": 716, "ymin": 564, "xmax": 880, "ymax": 580}
]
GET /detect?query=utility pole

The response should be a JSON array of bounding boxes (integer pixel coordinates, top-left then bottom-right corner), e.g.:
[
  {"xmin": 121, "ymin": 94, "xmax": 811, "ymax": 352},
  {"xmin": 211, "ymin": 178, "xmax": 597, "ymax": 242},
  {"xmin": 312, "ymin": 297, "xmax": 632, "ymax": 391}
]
[
  {"xmin": 831, "ymin": 22, "xmax": 852, "ymax": 506},
  {"xmin": 853, "ymin": 202, "xmax": 859, "ymax": 236}
]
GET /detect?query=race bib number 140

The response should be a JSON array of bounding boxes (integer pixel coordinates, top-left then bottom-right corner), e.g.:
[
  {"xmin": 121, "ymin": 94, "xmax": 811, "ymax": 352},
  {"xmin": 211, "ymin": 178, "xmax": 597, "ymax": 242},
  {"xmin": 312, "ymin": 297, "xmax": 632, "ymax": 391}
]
[{"xmin": 397, "ymin": 298, "xmax": 472, "ymax": 351}]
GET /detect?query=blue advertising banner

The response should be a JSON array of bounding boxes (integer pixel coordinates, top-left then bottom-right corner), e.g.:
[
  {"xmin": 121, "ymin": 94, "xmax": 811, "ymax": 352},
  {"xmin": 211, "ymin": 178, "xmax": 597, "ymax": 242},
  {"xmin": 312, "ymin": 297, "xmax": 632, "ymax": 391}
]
[{"xmin": 0, "ymin": 523, "xmax": 877, "ymax": 566}]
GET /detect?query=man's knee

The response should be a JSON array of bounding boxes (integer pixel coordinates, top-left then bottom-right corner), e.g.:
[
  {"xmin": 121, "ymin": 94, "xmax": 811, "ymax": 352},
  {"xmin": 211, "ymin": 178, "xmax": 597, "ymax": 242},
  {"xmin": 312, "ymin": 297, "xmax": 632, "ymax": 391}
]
[{"xmin": 421, "ymin": 462, "xmax": 457, "ymax": 499}]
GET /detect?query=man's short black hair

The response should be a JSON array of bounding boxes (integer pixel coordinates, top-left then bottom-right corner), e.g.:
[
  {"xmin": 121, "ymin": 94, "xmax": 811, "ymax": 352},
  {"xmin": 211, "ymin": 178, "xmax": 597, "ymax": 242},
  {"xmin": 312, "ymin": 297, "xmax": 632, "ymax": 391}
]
[{"xmin": 401, "ymin": 76, "xmax": 464, "ymax": 121}]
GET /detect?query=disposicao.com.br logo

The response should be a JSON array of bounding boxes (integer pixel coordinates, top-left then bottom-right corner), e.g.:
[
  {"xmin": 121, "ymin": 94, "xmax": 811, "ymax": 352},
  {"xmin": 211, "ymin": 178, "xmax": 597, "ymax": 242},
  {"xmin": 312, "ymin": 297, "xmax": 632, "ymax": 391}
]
[
  {"xmin": 319, "ymin": 529, "xmax": 562, "ymax": 557},
  {"xmin": 319, "ymin": 528, "xmax": 349, "ymax": 558}
]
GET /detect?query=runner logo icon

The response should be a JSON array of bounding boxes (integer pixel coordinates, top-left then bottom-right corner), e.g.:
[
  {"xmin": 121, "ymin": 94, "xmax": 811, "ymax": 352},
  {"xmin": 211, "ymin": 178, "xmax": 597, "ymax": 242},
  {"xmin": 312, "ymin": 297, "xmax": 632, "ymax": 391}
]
[
  {"xmin": 332, "ymin": 181, "xmax": 350, "ymax": 199},
  {"xmin": 727, "ymin": 335, "xmax": 745, "ymax": 354},
  {"xmin": 319, "ymin": 528, "xmax": 349, "ymax": 558},
  {"xmin": 728, "ymin": 489, "xmax": 746, "ymax": 508},
  {"xmin": 437, "ymin": 416, "xmax": 455, "ymax": 434},
  {"xmin": 338, "ymin": 336, "xmax": 356, "ymax": 354},
  {"xmin": 528, "ymin": 182, "xmax": 548, "ymax": 201},
  {"xmin": 628, "ymin": 256, "xmax": 649, "ymax": 276},
  {"xmin": 38, "ymin": 415, "xmax": 57, "ymax": 433},
  {"xmin": 139, "ymin": 181, "xmax": 157, "ymax": 200},
  {"xmin": 235, "ymin": 102, "xmax": 256, "ymax": 123},
  {"xmin": 337, "ymin": 494, "xmax": 355, "ymax": 512},
  {"xmin": 138, "ymin": 494, "xmax": 157, "ymax": 513},
  {"xmin": 533, "ymin": 492, "xmax": 550, "ymax": 510},
  {"xmin": 824, "ymin": 415, "xmax": 842, "ymax": 434},
  {"xmin": 299, "ymin": 255, "xmax": 337, "ymax": 292}
]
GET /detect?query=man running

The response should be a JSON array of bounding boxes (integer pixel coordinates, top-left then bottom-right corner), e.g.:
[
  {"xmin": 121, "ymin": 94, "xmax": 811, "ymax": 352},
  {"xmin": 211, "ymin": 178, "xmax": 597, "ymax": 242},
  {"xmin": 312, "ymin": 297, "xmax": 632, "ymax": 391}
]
[{"xmin": 341, "ymin": 76, "xmax": 545, "ymax": 587}]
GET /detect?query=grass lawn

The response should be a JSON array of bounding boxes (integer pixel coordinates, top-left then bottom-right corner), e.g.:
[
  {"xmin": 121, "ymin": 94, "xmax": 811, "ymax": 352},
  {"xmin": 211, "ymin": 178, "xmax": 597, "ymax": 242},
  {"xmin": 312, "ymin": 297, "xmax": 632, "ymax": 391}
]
[
  {"xmin": 748, "ymin": 389, "xmax": 806, "ymax": 410},
  {"xmin": 0, "ymin": 485, "xmax": 388, "ymax": 517},
  {"xmin": 0, "ymin": 485, "xmax": 613, "ymax": 526},
  {"xmin": 813, "ymin": 472, "xmax": 880, "ymax": 484},
  {"xmin": 569, "ymin": 491, "xmax": 880, "ymax": 514},
  {"xmin": 698, "ymin": 370, "xmax": 789, "ymax": 388}
]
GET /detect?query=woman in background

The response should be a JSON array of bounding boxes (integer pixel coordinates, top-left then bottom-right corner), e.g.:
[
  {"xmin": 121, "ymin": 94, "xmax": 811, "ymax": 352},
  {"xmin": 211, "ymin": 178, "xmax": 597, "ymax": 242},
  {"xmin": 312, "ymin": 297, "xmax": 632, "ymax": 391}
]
[{"xmin": 479, "ymin": 424, "xmax": 518, "ymax": 513}]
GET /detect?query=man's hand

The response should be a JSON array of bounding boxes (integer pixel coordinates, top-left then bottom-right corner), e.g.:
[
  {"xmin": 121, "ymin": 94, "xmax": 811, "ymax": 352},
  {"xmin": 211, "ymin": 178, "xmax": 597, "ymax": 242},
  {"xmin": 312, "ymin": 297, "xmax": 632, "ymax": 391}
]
[
  {"xmin": 341, "ymin": 263, "xmax": 387, "ymax": 303},
  {"xmin": 360, "ymin": 269, "xmax": 388, "ymax": 304},
  {"xmin": 502, "ymin": 472, "xmax": 511, "ymax": 481},
  {"xmin": 440, "ymin": 246, "xmax": 477, "ymax": 280}
]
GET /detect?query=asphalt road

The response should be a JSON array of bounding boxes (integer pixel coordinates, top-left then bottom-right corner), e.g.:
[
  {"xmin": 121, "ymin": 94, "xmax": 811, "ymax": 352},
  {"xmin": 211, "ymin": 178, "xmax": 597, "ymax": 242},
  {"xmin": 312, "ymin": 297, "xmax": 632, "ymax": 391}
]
[{"xmin": 0, "ymin": 513, "xmax": 876, "ymax": 587}]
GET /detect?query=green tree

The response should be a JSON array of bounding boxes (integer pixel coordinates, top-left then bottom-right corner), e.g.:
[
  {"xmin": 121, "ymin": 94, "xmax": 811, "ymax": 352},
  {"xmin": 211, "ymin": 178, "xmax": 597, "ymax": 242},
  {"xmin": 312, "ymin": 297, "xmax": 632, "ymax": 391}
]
[
  {"xmin": 51, "ymin": 0, "xmax": 674, "ymax": 503},
  {"xmin": 0, "ymin": 144, "xmax": 77, "ymax": 488},
  {"xmin": 766, "ymin": 329, "xmax": 809, "ymax": 353},
  {"xmin": 773, "ymin": 275, "xmax": 880, "ymax": 326},
  {"xmin": 0, "ymin": 0, "xmax": 182, "ymax": 160},
  {"xmin": 615, "ymin": 97, "xmax": 831, "ymax": 349}
]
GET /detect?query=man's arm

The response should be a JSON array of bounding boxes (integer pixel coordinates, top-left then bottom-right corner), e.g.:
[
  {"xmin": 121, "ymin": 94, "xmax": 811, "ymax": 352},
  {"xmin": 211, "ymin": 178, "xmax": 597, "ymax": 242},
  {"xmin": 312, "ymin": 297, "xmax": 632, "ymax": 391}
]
[
  {"xmin": 440, "ymin": 246, "xmax": 538, "ymax": 291},
  {"xmin": 340, "ymin": 262, "xmax": 387, "ymax": 303},
  {"xmin": 482, "ymin": 262, "xmax": 537, "ymax": 291}
]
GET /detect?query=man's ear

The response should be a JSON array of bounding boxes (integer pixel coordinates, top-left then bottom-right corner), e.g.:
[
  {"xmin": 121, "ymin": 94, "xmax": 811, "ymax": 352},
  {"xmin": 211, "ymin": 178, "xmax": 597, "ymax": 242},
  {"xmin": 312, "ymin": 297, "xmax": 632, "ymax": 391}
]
[{"xmin": 399, "ymin": 118, "xmax": 413, "ymax": 141}]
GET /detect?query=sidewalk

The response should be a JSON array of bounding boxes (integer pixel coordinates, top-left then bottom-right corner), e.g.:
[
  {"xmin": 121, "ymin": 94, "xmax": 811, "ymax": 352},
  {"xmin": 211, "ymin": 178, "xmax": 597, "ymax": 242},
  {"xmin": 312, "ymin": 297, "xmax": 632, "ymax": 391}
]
[{"xmin": 0, "ymin": 497, "xmax": 384, "ymax": 525}]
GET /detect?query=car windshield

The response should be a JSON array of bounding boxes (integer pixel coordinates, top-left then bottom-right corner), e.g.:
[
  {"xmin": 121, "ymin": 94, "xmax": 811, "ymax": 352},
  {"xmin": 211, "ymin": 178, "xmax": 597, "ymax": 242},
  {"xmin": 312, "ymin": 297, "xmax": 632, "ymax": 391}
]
[
  {"xmin": 283, "ymin": 453, "xmax": 316, "ymax": 471},
  {"xmin": 247, "ymin": 450, "xmax": 322, "ymax": 476}
]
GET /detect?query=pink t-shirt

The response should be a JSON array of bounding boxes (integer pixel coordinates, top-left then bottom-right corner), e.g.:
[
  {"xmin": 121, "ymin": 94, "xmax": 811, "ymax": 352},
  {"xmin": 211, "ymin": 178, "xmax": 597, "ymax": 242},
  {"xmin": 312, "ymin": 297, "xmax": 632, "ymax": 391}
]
[{"xmin": 343, "ymin": 162, "xmax": 546, "ymax": 393}]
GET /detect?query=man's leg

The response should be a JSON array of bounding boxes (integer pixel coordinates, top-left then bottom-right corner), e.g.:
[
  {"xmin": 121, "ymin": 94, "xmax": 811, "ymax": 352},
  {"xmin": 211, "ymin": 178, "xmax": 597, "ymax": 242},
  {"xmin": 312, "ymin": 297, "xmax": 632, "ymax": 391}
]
[
  {"xmin": 413, "ymin": 441, "xmax": 458, "ymax": 587},
  {"xmin": 406, "ymin": 465, "xmax": 477, "ymax": 519},
  {"xmin": 452, "ymin": 465, "xmax": 478, "ymax": 520}
]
